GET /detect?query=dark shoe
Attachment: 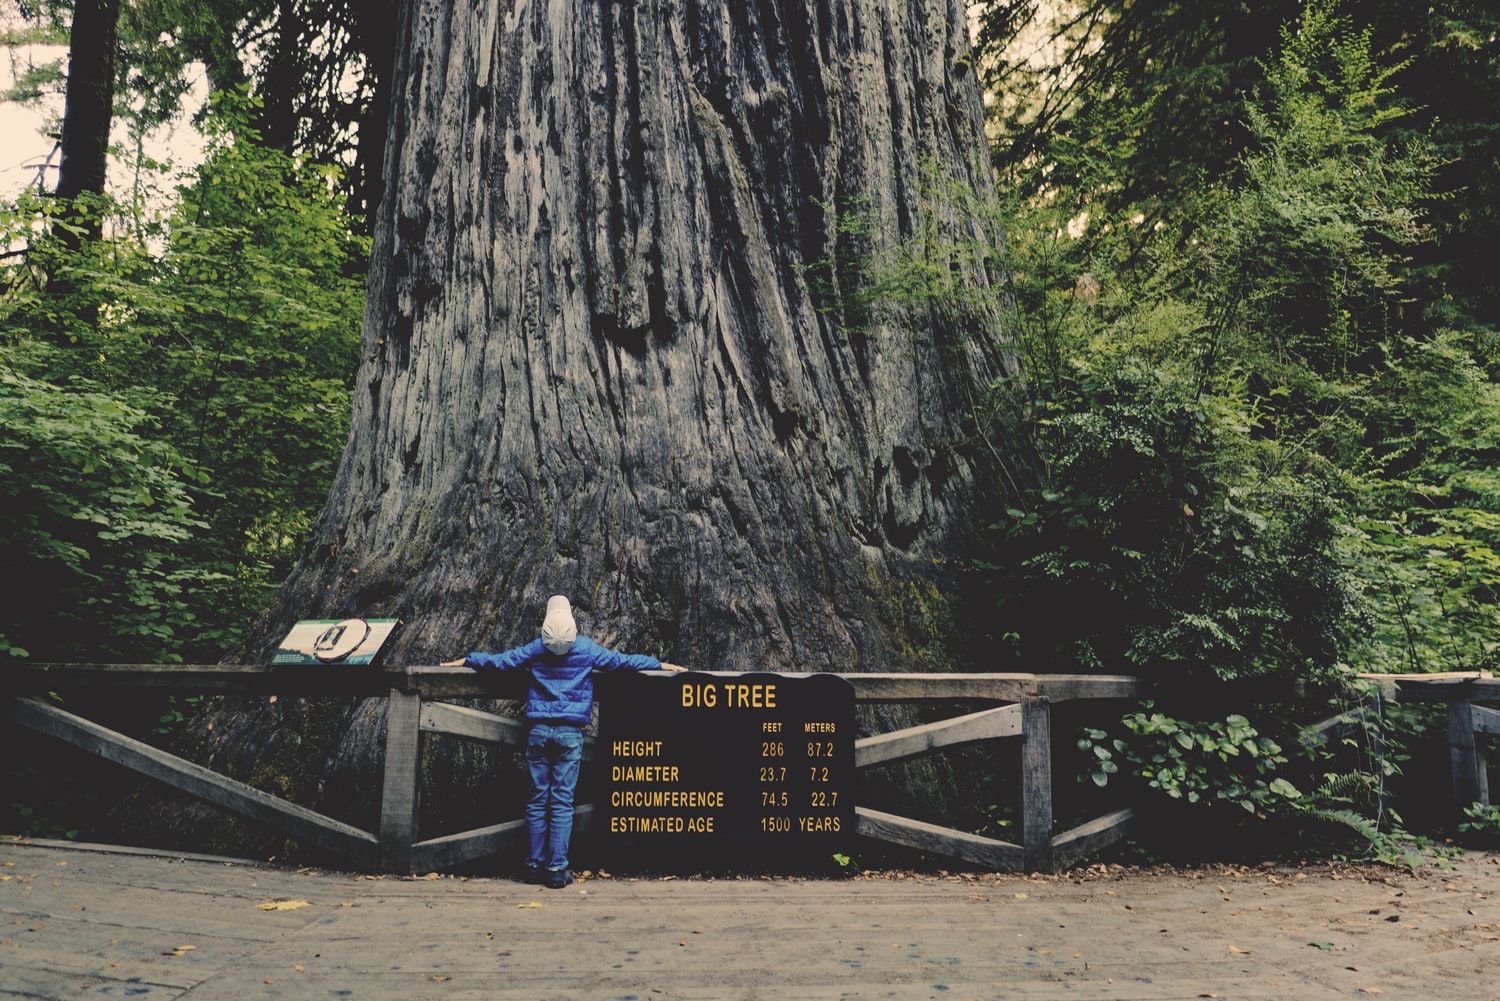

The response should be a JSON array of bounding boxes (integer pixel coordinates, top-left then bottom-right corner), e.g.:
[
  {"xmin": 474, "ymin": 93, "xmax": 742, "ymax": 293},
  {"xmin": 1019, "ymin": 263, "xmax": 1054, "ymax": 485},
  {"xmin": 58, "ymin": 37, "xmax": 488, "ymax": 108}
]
[
  {"xmin": 546, "ymin": 868, "xmax": 574, "ymax": 889},
  {"xmin": 521, "ymin": 863, "xmax": 543, "ymax": 885}
]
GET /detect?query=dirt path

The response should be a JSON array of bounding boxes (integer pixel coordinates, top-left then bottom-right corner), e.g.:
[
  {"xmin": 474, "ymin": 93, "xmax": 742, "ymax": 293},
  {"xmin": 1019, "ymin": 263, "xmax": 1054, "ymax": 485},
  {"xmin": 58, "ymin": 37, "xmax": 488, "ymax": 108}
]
[{"xmin": 3, "ymin": 838, "xmax": 1498, "ymax": 999}]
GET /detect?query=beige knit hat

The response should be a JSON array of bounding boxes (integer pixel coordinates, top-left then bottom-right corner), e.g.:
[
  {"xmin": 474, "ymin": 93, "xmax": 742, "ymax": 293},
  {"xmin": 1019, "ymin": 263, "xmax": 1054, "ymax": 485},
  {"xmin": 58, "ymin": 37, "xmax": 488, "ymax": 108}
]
[{"xmin": 541, "ymin": 594, "xmax": 578, "ymax": 654}]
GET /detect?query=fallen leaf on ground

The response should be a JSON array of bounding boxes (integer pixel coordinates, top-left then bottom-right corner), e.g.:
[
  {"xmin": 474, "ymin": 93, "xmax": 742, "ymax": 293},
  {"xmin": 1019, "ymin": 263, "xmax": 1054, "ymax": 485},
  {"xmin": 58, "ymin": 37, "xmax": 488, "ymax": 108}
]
[
  {"xmin": 517, "ymin": 900, "xmax": 543, "ymax": 909},
  {"xmin": 162, "ymin": 945, "xmax": 196, "ymax": 956},
  {"xmin": 258, "ymin": 900, "xmax": 310, "ymax": 911},
  {"xmin": 1228, "ymin": 945, "xmax": 1252, "ymax": 954}
]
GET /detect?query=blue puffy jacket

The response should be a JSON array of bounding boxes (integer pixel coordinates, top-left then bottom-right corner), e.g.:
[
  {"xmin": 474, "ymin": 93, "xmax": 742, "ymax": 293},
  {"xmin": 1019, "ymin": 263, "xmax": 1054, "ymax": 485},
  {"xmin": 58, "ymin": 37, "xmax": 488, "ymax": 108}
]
[{"xmin": 464, "ymin": 637, "xmax": 661, "ymax": 725}]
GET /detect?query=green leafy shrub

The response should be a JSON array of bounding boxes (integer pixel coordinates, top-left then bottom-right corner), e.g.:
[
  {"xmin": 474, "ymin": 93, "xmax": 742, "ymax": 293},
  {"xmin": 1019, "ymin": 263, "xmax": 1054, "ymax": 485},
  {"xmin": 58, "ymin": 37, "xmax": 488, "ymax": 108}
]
[
  {"xmin": 1079, "ymin": 708, "xmax": 1301, "ymax": 812},
  {"xmin": 0, "ymin": 357, "xmax": 217, "ymax": 662},
  {"xmin": 1456, "ymin": 802, "xmax": 1500, "ymax": 847},
  {"xmin": 0, "ymin": 88, "xmax": 365, "ymax": 663}
]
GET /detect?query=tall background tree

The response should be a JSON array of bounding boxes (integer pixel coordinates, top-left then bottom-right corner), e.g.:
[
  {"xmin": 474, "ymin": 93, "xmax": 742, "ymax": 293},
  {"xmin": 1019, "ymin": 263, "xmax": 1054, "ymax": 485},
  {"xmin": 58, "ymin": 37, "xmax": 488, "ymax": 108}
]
[
  {"xmin": 149, "ymin": 0, "xmax": 398, "ymax": 227},
  {"xmin": 50, "ymin": 0, "xmax": 117, "ymax": 245},
  {"xmin": 4, "ymin": 0, "xmax": 394, "ymax": 230}
]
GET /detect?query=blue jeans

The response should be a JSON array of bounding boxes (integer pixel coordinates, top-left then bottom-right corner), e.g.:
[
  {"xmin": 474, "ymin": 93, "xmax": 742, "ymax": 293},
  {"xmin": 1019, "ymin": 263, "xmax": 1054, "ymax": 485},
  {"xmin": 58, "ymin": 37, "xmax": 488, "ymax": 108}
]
[{"xmin": 524, "ymin": 723, "xmax": 584, "ymax": 871}]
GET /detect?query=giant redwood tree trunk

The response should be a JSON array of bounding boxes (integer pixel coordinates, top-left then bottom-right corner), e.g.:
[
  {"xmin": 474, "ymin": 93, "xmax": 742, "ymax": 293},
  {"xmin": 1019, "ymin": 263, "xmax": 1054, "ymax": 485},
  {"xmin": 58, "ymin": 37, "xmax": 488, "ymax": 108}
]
[
  {"xmin": 161, "ymin": 0, "xmax": 1039, "ymax": 851},
  {"xmin": 260, "ymin": 0, "xmax": 1033, "ymax": 669}
]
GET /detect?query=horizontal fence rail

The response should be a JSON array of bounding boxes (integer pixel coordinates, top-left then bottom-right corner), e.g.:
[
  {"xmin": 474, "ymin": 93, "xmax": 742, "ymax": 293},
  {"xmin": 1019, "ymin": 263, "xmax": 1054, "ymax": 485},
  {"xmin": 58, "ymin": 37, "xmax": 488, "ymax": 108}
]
[{"xmin": 3, "ymin": 665, "xmax": 1494, "ymax": 874}]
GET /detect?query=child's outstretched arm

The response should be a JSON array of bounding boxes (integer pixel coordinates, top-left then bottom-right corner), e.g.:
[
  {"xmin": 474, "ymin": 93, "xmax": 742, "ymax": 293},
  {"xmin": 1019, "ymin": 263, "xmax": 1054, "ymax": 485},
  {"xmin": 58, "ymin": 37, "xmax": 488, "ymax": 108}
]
[{"xmin": 441, "ymin": 639, "xmax": 546, "ymax": 671}]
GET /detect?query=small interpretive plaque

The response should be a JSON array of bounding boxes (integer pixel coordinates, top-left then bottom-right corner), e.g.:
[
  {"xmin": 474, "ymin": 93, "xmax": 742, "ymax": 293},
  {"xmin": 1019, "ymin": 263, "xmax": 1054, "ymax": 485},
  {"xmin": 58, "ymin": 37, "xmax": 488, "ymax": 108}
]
[{"xmin": 269, "ymin": 618, "xmax": 401, "ymax": 665}]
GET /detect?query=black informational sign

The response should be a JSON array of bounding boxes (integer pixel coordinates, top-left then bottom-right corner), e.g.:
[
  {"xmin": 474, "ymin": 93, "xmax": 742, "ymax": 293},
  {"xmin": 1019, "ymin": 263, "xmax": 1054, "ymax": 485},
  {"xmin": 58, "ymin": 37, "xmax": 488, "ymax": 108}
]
[{"xmin": 599, "ymin": 672, "xmax": 855, "ymax": 849}]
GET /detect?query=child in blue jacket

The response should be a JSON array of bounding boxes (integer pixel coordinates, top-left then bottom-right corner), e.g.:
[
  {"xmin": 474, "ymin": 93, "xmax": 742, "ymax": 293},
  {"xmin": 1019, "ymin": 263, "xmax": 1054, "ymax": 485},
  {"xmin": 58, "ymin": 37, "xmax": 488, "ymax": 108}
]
[{"xmin": 446, "ymin": 595, "xmax": 683, "ymax": 887}]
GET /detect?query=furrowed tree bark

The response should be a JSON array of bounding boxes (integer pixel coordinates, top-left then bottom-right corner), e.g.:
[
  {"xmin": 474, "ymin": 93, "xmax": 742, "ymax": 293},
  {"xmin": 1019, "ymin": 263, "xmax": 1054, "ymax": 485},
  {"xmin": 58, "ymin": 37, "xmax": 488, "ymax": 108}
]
[
  {"xmin": 270, "ymin": 0, "xmax": 1034, "ymax": 669},
  {"xmin": 153, "ymin": 0, "xmax": 1040, "ymax": 855}
]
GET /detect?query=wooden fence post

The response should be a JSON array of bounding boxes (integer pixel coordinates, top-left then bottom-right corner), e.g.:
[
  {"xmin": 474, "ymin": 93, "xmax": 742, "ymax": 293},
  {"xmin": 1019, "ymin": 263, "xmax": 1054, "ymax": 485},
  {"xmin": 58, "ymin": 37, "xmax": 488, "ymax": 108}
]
[
  {"xmin": 1449, "ymin": 696, "xmax": 1490, "ymax": 810},
  {"xmin": 1021, "ymin": 696, "xmax": 1053, "ymax": 873},
  {"xmin": 379, "ymin": 689, "xmax": 423, "ymax": 873}
]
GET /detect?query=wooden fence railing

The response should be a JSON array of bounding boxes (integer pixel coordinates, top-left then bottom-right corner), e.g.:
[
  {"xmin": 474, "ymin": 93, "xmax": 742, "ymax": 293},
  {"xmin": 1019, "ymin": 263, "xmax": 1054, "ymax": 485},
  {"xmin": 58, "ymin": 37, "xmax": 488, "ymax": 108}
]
[{"xmin": 2, "ymin": 665, "xmax": 1494, "ymax": 874}]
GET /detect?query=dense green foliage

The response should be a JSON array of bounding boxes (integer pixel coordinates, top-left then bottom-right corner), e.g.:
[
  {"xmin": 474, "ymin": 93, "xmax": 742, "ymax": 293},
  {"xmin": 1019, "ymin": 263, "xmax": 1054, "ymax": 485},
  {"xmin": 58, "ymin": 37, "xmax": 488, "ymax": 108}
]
[
  {"xmin": 974, "ymin": 0, "xmax": 1500, "ymax": 852},
  {"xmin": 1, "ymin": 91, "xmax": 366, "ymax": 664},
  {"xmin": 0, "ymin": 357, "xmax": 209, "ymax": 661}
]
